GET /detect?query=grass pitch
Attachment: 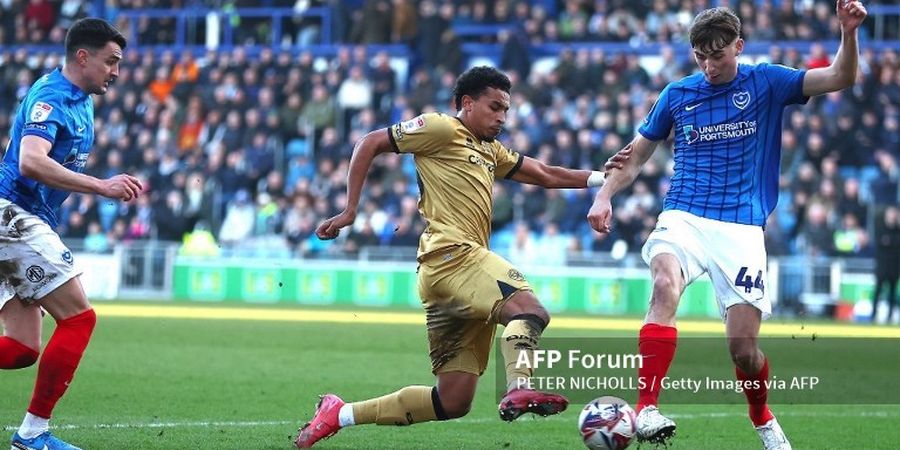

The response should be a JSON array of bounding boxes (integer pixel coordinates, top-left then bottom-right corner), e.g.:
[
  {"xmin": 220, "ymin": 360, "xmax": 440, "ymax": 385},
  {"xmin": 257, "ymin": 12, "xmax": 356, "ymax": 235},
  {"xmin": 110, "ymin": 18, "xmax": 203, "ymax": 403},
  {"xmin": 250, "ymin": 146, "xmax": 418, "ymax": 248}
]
[{"xmin": 1, "ymin": 302, "xmax": 898, "ymax": 449}]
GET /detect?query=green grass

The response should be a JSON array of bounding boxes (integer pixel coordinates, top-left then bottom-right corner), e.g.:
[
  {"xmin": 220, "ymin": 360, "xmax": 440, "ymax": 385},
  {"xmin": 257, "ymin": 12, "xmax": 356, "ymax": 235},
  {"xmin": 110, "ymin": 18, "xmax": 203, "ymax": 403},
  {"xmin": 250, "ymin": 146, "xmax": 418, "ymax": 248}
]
[{"xmin": 1, "ymin": 304, "xmax": 898, "ymax": 449}]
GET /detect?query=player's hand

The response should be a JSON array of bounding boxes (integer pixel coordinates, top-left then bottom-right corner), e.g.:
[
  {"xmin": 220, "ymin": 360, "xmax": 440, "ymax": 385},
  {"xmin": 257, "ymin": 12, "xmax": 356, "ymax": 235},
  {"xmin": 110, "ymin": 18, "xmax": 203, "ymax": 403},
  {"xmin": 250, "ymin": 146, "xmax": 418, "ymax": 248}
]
[
  {"xmin": 316, "ymin": 210, "xmax": 357, "ymax": 240},
  {"xmin": 99, "ymin": 174, "xmax": 143, "ymax": 201},
  {"xmin": 604, "ymin": 143, "xmax": 633, "ymax": 172},
  {"xmin": 587, "ymin": 196, "xmax": 613, "ymax": 233},
  {"xmin": 836, "ymin": 0, "xmax": 867, "ymax": 33}
]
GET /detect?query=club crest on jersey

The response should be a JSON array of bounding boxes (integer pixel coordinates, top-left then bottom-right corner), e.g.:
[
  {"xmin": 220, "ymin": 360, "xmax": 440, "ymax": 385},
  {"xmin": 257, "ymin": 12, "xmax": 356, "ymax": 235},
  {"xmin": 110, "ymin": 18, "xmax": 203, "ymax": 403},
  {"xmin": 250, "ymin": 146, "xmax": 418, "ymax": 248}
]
[
  {"xmin": 732, "ymin": 91, "xmax": 751, "ymax": 110},
  {"xmin": 29, "ymin": 102, "xmax": 53, "ymax": 122}
]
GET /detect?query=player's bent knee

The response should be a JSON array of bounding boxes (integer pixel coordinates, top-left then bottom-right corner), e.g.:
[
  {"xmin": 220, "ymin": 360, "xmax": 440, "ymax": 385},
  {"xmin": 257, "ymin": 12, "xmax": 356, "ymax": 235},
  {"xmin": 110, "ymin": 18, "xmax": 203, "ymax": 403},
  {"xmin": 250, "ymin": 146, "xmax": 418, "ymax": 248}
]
[
  {"xmin": 440, "ymin": 397, "xmax": 472, "ymax": 419},
  {"xmin": 729, "ymin": 347, "xmax": 758, "ymax": 372}
]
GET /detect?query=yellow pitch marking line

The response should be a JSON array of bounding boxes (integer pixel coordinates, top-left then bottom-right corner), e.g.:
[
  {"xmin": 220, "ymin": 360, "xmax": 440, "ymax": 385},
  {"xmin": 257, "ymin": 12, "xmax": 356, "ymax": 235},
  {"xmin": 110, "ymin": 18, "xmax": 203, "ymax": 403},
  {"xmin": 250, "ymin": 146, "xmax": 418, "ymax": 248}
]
[{"xmin": 92, "ymin": 304, "xmax": 900, "ymax": 338}]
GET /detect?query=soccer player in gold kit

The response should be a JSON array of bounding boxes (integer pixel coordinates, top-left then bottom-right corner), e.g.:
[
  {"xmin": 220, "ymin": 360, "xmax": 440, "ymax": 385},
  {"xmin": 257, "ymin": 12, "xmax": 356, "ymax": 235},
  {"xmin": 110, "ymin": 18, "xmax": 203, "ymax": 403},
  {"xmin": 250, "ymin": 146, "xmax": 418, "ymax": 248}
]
[{"xmin": 296, "ymin": 66, "xmax": 623, "ymax": 448}]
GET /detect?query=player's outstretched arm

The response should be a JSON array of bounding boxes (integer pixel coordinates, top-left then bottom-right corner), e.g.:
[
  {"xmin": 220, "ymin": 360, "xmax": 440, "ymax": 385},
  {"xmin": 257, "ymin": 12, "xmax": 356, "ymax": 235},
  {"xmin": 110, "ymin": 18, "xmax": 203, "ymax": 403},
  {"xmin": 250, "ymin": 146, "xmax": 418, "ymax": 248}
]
[
  {"xmin": 19, "ymin": 135, "xmax": 142, "ymax": 201},
  {"xmin": 802, "ymin": 0, "xmax": 867, "ymax": 97},
  {"xmin": 316, "ymin": 128, "xmax": 394, "ymax": 240},
  {"xmin": 508, "ymin": 146, "xmax": 631, "ymax": 189},
  {"xmin": 587, "ymin": 136, "xmax": 659, "ymax": 233}
]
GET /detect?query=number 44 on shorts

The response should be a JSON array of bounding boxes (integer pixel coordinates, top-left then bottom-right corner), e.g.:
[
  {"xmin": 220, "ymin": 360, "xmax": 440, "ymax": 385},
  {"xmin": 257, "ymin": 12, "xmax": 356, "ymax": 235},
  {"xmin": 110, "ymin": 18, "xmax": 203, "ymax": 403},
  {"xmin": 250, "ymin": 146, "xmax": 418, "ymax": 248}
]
[{"xmin": 734, "ymin": 266, "xmax": 764, "ymax": 294}]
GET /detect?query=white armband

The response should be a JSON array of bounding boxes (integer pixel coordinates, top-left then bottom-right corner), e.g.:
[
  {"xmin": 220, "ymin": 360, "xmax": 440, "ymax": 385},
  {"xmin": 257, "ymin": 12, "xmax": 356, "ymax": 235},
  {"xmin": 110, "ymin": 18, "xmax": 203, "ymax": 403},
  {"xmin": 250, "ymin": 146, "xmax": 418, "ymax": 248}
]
[{"xmin": 587, "ymin": 171, "xmax": 605, "ymax": 187}]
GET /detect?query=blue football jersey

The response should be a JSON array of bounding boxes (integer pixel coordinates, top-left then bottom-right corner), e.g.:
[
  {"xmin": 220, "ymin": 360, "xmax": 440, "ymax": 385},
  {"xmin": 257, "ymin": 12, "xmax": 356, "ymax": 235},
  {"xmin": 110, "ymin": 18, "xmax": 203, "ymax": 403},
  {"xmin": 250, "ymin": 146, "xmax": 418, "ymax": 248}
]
[
  {"xmin": 0, "ymin": 68, "xmax": 95, "ymax": 228},
  {"xmin": 639, "ymin": 63, "xmax": 808, "ymax": 226}
]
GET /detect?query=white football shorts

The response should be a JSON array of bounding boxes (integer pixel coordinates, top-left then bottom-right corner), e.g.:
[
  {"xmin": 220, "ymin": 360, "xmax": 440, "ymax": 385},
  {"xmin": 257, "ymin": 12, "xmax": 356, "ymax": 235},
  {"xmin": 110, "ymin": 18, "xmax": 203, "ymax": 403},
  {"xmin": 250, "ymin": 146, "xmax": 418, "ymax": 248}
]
[
  {"xmin": 0, "ymin": 199, "xmax": 81, "ymax": 308},
  {"xmin": 641, "ymin": 209, "xmax": 771, "ymax": 320}
]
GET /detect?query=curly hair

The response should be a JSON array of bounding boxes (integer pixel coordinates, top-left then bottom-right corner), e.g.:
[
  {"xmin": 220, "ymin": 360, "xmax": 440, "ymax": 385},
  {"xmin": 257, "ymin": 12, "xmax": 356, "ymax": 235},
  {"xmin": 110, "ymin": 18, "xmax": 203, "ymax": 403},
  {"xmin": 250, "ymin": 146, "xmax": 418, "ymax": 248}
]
[
  {"xmin": 689, "ymin": 7, "xmax": 742, "ymax": 54},
  {"xmin": 452, "ymin": 66, "xmax": 511, "ymax": 111}
]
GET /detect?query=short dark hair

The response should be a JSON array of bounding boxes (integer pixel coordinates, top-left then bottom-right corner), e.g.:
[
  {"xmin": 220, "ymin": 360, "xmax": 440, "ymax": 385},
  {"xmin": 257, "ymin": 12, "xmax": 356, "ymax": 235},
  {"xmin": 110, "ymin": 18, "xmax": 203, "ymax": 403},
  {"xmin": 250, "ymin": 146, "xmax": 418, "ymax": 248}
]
[
  {"xmin": 65, "ymin": 18, "xmax": 127, "ymax": 59},
  {"xmin": 689, "ymin": 7, "xmax": 741, "ymax": 54},
  {"xmin": 452, "ymin": 66, "xmax": 511, "ymax": 111}
]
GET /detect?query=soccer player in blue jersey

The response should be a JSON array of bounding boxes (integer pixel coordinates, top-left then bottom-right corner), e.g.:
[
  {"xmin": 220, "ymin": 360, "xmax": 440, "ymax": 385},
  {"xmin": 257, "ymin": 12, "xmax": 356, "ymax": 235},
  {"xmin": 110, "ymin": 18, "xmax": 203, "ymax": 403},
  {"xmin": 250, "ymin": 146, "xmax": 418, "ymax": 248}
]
[
  {"xmin": 588, "ymin": 3, "xmax": 867, "ymax": 449},
  {"xmin": 0, "ymin": 18, "xmax": 142, "ymax": 450}
]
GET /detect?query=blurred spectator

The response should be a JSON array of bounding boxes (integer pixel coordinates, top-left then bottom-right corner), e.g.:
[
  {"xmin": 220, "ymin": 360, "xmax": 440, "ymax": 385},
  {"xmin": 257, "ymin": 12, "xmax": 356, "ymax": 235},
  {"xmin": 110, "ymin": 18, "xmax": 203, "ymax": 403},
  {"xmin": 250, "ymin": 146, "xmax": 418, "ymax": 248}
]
[
  {"xmin": 25, "ymin": 0, "xmax": 55, "ymax": 36},
  {"xmin": 872, "ymin": 206, "xmax": 900, "ymax": 323},
  {"xmin": 156, "ymin": 190, "xmax": 190, "ymax": 241},
  {"xmin": 798, "ymin": 201, "xmax": 835, "ymax": 257},
  {"xmin": 84, "ymin": 222, "xmax": 111, "ymax": 253},
  {"xmin": 219, "ymin": 189, "xmax": 255, "ymax": 246}
]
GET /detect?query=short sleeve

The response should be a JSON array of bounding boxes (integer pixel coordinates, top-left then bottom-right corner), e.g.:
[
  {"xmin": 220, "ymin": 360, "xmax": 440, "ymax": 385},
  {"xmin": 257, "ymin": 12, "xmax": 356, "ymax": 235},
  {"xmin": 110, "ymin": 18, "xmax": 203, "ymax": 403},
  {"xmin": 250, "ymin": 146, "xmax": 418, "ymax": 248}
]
[
  {"xmin": 20, "ymin": 91, "xmax": 64, "ymax": 144},
  {"xmin": 638, "ymin": 84, "xmax": 674, "ymax": 141},
  {"xmin": 761, "ymin": 63, "xmax": 808, "ymax": 106},
  {"xmin": 493, "ymin": 143, "xmax": 524, "ymax": 179},
  {"xmin": 388, "ymin": 113, "xmax": 455, "ymax": 157}
]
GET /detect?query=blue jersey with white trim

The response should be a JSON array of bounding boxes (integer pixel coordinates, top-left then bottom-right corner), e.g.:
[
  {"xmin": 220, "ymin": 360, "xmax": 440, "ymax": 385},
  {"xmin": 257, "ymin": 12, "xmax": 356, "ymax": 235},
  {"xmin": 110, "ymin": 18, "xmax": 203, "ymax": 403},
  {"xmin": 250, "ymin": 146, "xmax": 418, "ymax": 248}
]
[
  {"xmin": 638, "ymin": 63, "xmax": 808, "ymax": 226},
  {"xmin": 0, "ymin": 68, "xmax": 94, "ymax": 228}
]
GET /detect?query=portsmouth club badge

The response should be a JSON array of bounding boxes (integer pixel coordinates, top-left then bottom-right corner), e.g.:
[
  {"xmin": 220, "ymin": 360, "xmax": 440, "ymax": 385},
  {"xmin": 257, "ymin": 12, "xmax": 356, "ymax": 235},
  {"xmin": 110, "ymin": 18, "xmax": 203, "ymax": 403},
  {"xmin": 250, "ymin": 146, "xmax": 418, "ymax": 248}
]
[{"xmin": 732, "ymin": 91, "xmax": 751, "ymax": 110}]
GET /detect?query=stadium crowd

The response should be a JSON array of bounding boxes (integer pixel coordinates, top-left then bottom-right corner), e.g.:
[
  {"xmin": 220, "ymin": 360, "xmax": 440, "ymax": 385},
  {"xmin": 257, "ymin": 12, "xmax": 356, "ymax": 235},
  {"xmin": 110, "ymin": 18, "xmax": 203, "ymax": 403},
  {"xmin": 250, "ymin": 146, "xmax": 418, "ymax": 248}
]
[{"xmin": 0, "ymin": 0, "xmax": 897, "ymax": 262}]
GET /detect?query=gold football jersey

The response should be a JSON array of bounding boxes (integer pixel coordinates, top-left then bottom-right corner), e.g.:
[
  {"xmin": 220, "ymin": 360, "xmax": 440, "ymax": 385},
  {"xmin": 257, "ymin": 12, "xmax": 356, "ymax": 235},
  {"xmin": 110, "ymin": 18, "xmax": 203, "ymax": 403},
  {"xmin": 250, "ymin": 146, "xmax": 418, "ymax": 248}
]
[{"xmin": 388, "ymin": 112, "xmax": 523, "ymax": 260}]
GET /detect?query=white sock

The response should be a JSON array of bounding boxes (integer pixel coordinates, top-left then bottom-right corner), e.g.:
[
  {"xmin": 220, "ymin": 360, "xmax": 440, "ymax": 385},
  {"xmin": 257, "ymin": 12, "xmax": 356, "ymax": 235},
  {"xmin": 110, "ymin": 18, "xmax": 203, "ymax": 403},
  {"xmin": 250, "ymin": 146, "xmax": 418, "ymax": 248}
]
[
  {"xmin": 338, "ymin": 404, "xmax": 355, "ymax": 428},
  {"xmin": 18, "ymin": 412, "xmax": 49, "ymax": 439}
]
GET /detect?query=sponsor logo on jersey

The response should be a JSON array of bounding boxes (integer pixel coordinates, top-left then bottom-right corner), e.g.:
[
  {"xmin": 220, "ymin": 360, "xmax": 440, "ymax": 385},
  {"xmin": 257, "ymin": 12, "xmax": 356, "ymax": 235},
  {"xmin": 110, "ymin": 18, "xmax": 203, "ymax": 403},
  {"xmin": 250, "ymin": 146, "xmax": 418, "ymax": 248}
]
[
  {"xmin": 24, "ymin": 123, "xmax": 48, "ymax": 132},
  {"xmin": 732, "ymin": 90, "xmax": 751, "ymax": 110},
  {"xmin": 683, "ymin": 120, "xmax": 757, "ymax": 144},
  {"xmin": 468, "ymin": 154, "xmax": 495, "ymax": 172},
  {"xmin": 29, "ymin": 102, "xmax": 53, "ymax": 123},
  {"xmin": 62, "ymin": 250, "xmax": 73, "ymax": 264}
]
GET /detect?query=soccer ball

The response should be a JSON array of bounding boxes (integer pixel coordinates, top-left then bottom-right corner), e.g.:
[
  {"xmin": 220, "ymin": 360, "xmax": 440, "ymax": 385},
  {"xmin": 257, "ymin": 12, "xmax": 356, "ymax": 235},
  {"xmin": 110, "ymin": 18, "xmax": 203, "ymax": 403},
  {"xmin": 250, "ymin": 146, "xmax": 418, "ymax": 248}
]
[{"xmin": 577, "ymin": 396, "xmax": 637, "ymax": 450}]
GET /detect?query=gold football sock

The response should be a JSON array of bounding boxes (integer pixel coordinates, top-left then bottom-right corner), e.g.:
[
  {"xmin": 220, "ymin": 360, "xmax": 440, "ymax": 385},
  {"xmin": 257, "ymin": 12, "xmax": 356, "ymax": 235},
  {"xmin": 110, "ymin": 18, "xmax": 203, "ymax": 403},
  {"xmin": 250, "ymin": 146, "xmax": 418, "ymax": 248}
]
[
  {"xmin": 500, "ymin": 314, "xmax": 546, "ymax": 391},
  {"xmin": 351, "ymin": 386, "xmax": 447, "ymax": 426}
]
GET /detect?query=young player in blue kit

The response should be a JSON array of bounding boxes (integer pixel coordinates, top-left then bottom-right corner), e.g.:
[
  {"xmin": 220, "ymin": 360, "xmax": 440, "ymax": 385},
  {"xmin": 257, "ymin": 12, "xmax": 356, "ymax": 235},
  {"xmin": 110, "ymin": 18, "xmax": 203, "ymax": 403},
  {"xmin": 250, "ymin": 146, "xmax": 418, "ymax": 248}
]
[
  {"xmin": 0, "ymin": 18, "xmax": 142, "ymax": 450},
  {"xmin": 588, "ymin": 3, "xmax": 867, "ymax": 449}
]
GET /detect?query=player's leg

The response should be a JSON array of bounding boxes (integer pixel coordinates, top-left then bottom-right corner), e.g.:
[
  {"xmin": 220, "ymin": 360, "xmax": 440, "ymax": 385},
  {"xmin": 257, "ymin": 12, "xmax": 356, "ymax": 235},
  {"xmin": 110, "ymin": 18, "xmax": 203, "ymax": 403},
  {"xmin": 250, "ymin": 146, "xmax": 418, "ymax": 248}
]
[
  {"xmin": 726, "ymin": 305, "xmax": 790, "ymax": 450},
  {"xmin": 496, "ymin": 289, "xmax": 568, "ymax": 421},
  {"xmin": 725, "ymin": 305, "xmax": 770, "ymax": 423},
  {"xmin": 0, "ymin": 296, "xmax": 41, "ymax": 370},
  {"xmin": 633, "ymin": 254, "xmax": 683, "ymax": 442},
  {"xmin": 635, "ymin": 211, "xmax": 707, "ymax": 443},
  {"xmin": 871, "ymin": 276, "xmax": 884, "ymax": 323},
  {"xmin": 12, "ymin": 278, "xmax": 95, "ymax": 450},
  {"xmin": 1, "ymin": 200, "xmax": 91, "ymax": 450},
  {"xmin": 709, "ymin": 219, "xmax": 789, "ymax": 450},
  {"xmin": 295, "ymin": 246, "xmax": 480, "ymax": 448},
  {"xmin": 497, "ymin": 289, "xmax": 549, "ymax": 392},
  {"xmin": 295, "ymin": 372, "xmax": 463, "ymax": 449},
  {"xmin": 887, "ymin": 277, "xmax": 898, "ymax": 323}
]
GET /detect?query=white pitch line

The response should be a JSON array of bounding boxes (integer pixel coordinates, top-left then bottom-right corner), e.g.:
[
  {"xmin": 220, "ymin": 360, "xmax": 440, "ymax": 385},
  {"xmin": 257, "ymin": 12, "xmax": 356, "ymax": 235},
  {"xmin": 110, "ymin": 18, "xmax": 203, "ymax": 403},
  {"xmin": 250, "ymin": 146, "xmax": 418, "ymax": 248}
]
[
  {"xmin": 4, "ymin": 410, "xmax": 898, "ymax": 431},
  {"xmin": 2, "ymin": 420, "xmax": 295, "ymax": 432}
]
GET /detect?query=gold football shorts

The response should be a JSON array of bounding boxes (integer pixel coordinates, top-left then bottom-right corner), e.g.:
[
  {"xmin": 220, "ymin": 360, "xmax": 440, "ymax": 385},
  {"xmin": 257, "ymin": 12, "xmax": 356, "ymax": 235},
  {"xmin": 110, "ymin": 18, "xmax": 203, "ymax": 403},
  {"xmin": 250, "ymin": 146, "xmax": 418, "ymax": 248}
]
[{"xmin": 417, "ymin": 244, "xmax": 531, "ymax": 375}]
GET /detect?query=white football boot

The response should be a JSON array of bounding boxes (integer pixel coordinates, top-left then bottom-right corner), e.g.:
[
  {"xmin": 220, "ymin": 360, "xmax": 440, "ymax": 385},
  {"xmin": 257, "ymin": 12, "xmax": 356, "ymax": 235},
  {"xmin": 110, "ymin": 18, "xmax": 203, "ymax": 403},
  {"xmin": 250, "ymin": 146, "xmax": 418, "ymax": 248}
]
[
  {"xmin": 755, "ymin": 417, "xmax": 792, "ymax": 450},
  {"xmin": 635, "ymin": 405, "xmax": 676, "ymax": 443}
]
